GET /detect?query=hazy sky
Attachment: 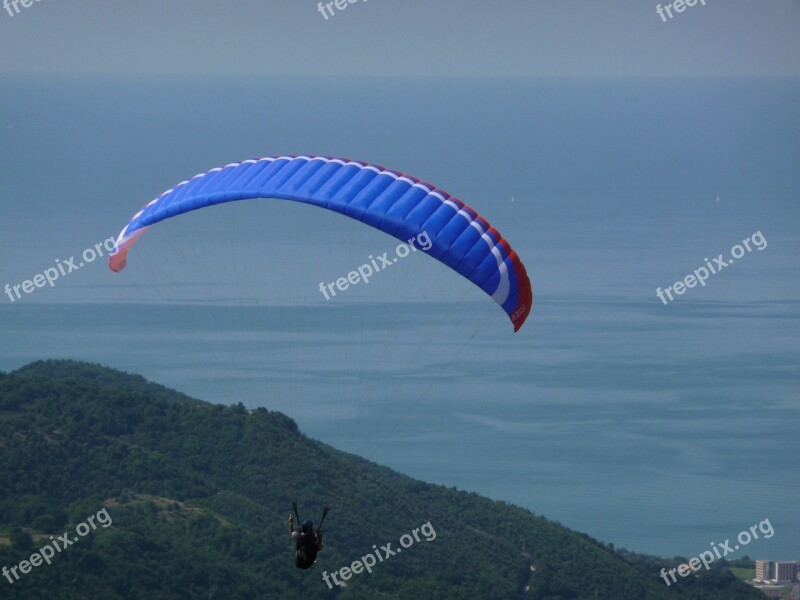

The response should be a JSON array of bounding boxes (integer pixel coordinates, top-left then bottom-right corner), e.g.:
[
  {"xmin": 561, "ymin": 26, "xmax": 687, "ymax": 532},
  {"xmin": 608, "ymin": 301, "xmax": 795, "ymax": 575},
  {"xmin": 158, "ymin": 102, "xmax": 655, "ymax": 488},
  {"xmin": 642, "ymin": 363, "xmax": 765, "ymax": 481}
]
[{"xmin": 0, "ymin": 0, "xmax": 798, "ymax": 77}]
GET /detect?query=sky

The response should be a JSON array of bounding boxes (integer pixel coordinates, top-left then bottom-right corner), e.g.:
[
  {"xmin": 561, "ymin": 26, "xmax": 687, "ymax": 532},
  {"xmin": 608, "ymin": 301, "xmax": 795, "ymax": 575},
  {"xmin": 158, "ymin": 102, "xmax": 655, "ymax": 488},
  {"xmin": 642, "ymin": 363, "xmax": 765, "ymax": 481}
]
[{"xmin": 0, "ymin": 0, "xmax": 798, "ymax": 77}]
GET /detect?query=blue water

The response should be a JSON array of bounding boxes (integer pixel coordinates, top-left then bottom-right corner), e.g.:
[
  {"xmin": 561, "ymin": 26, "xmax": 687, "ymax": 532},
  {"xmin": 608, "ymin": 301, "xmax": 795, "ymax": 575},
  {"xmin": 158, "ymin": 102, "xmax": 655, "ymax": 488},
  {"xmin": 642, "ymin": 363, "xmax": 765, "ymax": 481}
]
[{"xmin": 1, "ymin": 75, "xmax": 798, "ymax": 559}]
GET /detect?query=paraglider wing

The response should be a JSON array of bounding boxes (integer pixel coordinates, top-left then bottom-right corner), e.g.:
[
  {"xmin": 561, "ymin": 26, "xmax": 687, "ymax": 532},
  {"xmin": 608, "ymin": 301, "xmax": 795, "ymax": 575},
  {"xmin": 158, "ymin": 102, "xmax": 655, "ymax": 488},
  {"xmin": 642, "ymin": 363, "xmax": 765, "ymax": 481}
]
[{"xmin": 109, "ymin": 155, "xmax": 532, "ymax": 331}]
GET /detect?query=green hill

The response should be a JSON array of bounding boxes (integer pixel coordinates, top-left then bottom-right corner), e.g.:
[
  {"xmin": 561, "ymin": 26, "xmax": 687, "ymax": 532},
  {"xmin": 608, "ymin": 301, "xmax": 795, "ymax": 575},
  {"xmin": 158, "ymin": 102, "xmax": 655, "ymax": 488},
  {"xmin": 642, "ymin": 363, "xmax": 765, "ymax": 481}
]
[{"xmin": 0, "ymin": 360, "xmax": 763, "ymax": 599}]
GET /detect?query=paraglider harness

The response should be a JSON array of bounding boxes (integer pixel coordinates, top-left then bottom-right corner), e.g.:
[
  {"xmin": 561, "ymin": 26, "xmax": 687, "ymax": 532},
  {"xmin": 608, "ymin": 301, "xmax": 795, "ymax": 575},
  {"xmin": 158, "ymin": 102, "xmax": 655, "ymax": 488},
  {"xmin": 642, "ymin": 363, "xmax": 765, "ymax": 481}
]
[{"xmin": 292, "ymin": 500, "xmax": 330, "ymax": 570}]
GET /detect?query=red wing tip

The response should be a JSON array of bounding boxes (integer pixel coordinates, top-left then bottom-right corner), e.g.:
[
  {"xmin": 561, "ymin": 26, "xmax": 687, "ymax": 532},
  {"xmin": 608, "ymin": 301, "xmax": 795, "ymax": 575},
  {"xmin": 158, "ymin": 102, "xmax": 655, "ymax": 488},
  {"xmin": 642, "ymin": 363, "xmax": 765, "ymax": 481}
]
[
  {"xmin": 510, "ymin": 276, "xmax": 533, "ymax": 332},
  {"xmin": 511, "ymin": 302, "xmax": 531, "ymax": 332},
  {"xmin": 109, "ymin": 253, "xmax": 127, "ymax": 273}
]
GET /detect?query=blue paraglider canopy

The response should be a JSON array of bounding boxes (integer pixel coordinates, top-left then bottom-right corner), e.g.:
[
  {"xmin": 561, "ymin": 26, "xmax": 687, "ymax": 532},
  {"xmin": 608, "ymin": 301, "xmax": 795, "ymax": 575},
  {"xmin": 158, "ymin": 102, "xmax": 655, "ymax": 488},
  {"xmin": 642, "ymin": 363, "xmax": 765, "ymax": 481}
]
[{"xmin": 110, "ymin": 155, "xmax": 532, "ymax": 331}]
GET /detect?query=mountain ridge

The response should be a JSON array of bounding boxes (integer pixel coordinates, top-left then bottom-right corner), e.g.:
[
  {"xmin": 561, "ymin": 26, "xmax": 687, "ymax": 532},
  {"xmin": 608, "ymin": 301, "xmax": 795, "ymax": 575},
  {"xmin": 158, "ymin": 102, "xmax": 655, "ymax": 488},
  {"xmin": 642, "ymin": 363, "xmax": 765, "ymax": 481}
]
[{"xmin": 0, "ymin": 360, "xmax": 762, "ymax": 599}]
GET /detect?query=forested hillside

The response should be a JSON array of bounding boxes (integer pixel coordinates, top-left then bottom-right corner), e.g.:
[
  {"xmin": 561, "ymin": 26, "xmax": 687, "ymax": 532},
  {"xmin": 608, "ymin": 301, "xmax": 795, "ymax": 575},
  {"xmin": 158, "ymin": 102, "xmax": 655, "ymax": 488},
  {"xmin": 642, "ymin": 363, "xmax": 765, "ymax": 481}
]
[{"xmin": 0, "ymin": 361, "xmax": 762, "ymax": 599}]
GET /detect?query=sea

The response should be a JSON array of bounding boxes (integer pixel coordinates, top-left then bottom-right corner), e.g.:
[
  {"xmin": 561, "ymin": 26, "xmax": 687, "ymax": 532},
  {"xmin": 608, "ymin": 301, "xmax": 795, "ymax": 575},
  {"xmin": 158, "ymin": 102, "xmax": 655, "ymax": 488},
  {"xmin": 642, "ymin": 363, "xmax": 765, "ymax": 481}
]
[{"xmin": 1, "ymin": 74, "xmax": 798, "ymax": 560}]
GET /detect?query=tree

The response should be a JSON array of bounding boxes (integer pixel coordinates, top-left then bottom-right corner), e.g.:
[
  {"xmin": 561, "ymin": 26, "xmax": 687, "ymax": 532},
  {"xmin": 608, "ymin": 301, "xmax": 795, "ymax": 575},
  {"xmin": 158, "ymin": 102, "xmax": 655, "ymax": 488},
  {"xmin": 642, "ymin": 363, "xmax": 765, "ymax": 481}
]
[{"xmin": 9, "ymin": 526, "xmax": 33, "ymax": 551}]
